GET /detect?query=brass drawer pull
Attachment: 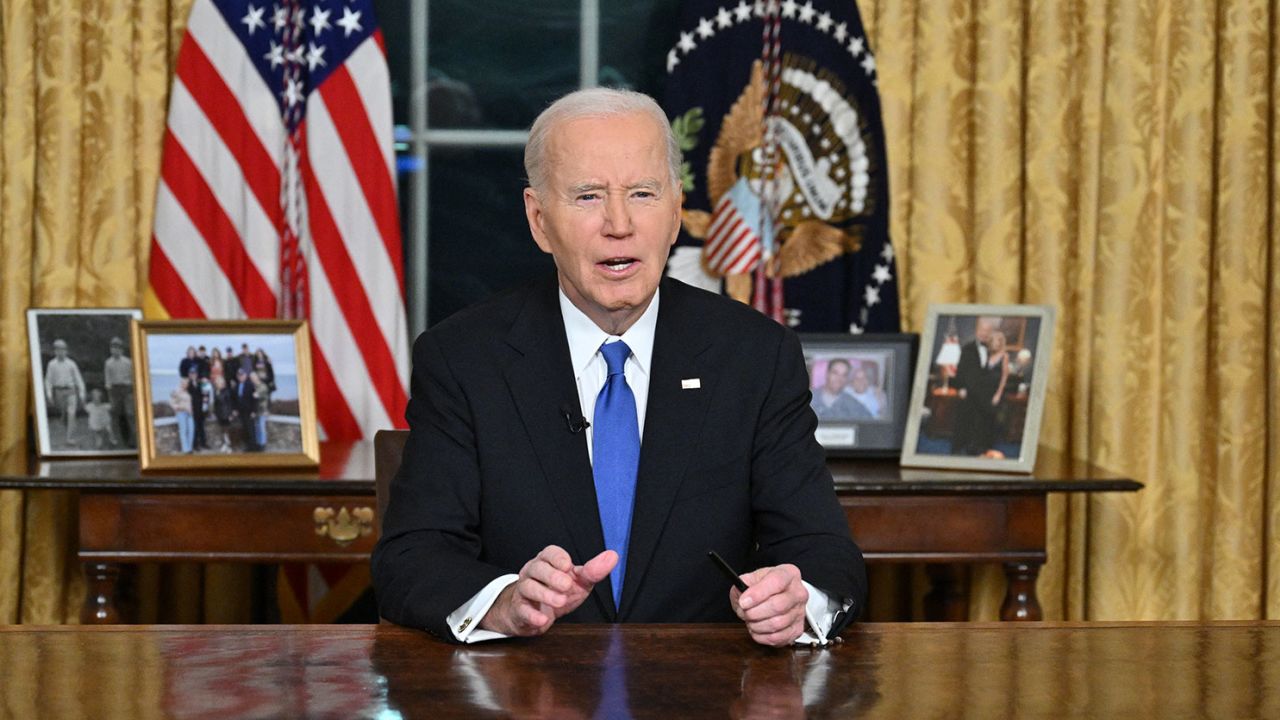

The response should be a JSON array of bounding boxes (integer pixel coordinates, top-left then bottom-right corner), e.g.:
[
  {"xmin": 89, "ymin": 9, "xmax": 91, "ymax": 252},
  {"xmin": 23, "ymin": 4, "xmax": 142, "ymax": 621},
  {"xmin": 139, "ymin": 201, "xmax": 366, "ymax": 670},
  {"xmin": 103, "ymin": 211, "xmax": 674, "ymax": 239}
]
[{"xmin": 314, "ymin": 506, "xmax": 375, "ymax": 546}]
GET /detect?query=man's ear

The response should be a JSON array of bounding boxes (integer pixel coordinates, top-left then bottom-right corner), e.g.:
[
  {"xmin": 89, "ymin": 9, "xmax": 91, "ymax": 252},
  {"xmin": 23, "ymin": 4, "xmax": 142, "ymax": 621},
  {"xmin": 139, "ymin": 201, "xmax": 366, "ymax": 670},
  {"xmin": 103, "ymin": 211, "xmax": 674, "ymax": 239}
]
[{"xmin": 524, "ymin": 187, "xmax": 552, "ymax": 254}]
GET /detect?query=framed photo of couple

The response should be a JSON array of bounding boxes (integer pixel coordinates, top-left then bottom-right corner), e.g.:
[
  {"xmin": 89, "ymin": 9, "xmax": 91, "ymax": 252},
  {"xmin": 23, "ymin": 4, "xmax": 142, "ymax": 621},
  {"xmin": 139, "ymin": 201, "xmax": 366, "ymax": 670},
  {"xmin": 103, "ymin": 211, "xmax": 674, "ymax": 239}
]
[
  {"xmin": 801, "ymin": 334, "xmax": 918, "ymax": 457},
  {"xmin": 901, "ymin": 304, "xmax": 1056, "ymax": 473},
  {"xmin": 131, "ymin": 319, "xmax": 320, "ymax": 471}
]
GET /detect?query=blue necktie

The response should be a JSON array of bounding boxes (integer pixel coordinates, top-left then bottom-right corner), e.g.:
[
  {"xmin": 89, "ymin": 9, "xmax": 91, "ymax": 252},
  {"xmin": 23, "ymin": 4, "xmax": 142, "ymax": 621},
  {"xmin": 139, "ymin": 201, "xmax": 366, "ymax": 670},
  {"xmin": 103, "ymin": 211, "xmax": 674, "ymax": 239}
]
[{"xmin": 593, "ymin": 340, "xmax": 640, "ymax": 610}]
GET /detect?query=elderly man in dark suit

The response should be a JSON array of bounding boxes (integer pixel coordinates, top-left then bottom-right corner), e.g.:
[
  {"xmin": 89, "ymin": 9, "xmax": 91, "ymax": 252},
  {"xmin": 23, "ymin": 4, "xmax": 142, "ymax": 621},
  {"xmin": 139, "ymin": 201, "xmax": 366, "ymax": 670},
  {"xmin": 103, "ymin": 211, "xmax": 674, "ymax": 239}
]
[{"xmin": 373, "ymin": 88, "xmax": 864, "ymax": 647}]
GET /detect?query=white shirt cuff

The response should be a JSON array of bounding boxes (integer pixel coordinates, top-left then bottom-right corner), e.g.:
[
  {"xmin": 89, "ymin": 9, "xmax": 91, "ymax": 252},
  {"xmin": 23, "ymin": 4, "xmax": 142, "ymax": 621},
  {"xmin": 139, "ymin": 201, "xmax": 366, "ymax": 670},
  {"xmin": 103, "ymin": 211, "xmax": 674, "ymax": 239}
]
[
  {"xmin": 446, "ymin": 574, "xmax": 519, "ymax": 643},
  {"xmin": 794, "ymin": 580, "xmax": 850, "ymax": 646}
]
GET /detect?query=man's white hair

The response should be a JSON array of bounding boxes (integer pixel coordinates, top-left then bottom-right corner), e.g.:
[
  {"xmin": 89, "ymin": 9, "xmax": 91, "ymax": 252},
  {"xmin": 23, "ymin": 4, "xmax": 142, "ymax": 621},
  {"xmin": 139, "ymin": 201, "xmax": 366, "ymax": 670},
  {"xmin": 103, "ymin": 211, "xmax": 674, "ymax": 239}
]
[{"xmin": 524, "ymin": 87, "xmax": 681, "ymax": 194}]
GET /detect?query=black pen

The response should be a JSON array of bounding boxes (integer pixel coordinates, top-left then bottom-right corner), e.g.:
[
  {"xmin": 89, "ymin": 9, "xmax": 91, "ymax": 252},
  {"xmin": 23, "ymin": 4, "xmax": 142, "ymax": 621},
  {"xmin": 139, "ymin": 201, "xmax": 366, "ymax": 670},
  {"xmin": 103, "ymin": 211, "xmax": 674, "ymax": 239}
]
[{"xmin": 706, "ymin": 550, "xmax": 830, "ymax": 646}]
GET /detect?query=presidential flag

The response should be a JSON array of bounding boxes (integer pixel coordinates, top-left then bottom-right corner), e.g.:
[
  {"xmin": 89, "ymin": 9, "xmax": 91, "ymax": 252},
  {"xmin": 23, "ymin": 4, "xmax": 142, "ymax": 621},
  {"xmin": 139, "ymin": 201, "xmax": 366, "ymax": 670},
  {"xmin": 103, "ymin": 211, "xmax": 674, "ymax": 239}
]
[
  {"xmin": 148, "ymin": 0, "xmax": 407, "ymax": 621},
  {"xmin": 663, "ymin": 0, "xmax": 899, "ymax": 333}
]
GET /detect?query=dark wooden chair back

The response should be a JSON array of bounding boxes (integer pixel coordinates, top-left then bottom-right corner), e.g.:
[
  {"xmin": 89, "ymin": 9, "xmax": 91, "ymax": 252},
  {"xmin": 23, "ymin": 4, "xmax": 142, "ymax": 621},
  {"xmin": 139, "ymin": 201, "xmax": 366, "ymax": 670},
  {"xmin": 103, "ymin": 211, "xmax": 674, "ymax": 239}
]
[{"xmin": 373, "ymin": 429, "xmax": 408, "ymax": 534}]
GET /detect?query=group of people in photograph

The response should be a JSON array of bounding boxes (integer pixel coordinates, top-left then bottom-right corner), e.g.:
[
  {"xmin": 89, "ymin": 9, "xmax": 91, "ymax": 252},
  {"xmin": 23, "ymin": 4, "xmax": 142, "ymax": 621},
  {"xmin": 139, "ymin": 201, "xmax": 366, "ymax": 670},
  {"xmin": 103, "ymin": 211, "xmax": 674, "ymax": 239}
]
[
  {"xmin": 810, "ymin": 358, "xmax": 889, "ymax": 421},
  {"xmin": 167, "ymin": 344, "xmax": 275, "ymax": 454},
  {"xmin": 43, "ymin": 336, "xmax": 135, "ymax": 450}
]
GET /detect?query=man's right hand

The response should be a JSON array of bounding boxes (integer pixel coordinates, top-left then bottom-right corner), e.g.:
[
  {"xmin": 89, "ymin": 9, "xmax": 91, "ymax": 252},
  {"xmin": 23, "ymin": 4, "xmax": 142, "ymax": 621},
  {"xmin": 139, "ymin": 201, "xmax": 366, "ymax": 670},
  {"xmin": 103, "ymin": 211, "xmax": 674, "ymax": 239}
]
[{"xmin": 479, "ymin": 545, "xmax": 617, "ymax": 637}]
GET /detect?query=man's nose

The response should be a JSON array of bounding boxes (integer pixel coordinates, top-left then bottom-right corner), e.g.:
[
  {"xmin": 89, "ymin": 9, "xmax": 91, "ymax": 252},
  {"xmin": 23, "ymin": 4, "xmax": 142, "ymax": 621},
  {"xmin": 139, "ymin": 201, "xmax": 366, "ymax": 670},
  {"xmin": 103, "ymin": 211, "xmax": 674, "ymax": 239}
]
[{"xmin": 602, "ymin": 193, "xmax": 634, "ymax": 237}]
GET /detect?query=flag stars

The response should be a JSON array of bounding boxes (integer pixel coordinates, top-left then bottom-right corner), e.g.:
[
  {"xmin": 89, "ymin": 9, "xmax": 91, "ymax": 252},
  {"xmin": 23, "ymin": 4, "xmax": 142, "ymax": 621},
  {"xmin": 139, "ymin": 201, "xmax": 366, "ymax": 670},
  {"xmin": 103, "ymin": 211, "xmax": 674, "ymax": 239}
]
[
  {"xmin": 337, "ymin": 6, "xmax": 364, "ymax": 37},
  {"xmin": 293, "ymin": 7, "xmax": 307, "ymax": 31},
  {"xmin": 242, "ymin": 4, "xmax": 266, "ymax": 35},
  {"xmin": 272, "ymin": 4, "xmax": 288, "ymax": 31},
  {"xmin": 696, "ymin": 16, "xmax": 715, "ymax": 39},
  {"xmin": 666, "ymin": 48, "xmax": 680, "ymax": 73},
  {"xmin": 864, "ymin": 285, "xmax": 881, "ymax": 307},
  {"xmin": 310, "ymin": 7, "xmax": 332, "ymax": 35},
  {"xmin": 306, "ymin": 42, "xmax": 327, "ymax": 70},
  {"xmin": 861, "ymin": 53, "xmax": 877, "ymax": 75},
  {"xmin": 286, "ymin": 45, "xmax": 305, "ymax": 65},
  {"xmin": 781, "ymin": 0, "xmax": 798, "ymax": 18},
  {"xmin": 734, "ymin": 1, "xmax": 753, "ymax": 21},
  {"xmin": 816, "ymin": 11, "xmax": 833, "ymax": 32},
  {"xmin": 833, "ymin": 21, "xmax": 848, "ymax": 42},
  {"xmin": 282, "ymin": 77, "xmax": 304, "ymax": 106},
  {"xmin": 264, "ymin": 41, "xmax": 285, "ymax": 68},
  {"xmin": 678, "ymin": 31, "xmax": 696, "ymax": 54},
  {"xmin": 872, "ymin": 264, "xmax": 893, "ymax": 284},
  {"xmin": 798, "ymin": 1, "xmax": 816, "ymax": 23},
  {"xmin": 715, "ymin": 6, "xmax": 733, "ymax": 28},
  {"xmin": 880, "ymin": 243, "xmax": 895, "ymax": 262},
  {"xmin": 847, "ymin": 36, "xmax": 865, "ymax": 57}
]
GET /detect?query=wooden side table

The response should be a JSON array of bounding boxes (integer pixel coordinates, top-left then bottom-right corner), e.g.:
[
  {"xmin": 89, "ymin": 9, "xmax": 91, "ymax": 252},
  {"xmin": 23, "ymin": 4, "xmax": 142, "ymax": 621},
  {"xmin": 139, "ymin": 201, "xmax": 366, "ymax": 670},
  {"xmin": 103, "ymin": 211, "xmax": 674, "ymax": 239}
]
[{"xmin": 0, "ymin": 443, "xmax": 1139, "ymax": 623}]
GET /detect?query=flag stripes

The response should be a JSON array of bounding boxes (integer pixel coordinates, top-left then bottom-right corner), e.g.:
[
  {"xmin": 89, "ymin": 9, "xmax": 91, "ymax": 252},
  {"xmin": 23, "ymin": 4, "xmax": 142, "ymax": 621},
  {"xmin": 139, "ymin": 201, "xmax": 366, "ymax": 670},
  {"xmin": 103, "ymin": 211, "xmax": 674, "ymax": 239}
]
[{"xmin": 149, "ymin": 0, "xmax": 408, "ymax": 447}]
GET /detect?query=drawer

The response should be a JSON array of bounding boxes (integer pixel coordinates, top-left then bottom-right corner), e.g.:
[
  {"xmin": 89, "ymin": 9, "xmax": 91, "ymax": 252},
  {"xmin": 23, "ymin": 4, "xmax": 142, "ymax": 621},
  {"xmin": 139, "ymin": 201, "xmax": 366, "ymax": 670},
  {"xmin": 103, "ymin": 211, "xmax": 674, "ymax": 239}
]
[{"xmin": 79, "ymin": 493, "xmax": 378, "ymax": 562}]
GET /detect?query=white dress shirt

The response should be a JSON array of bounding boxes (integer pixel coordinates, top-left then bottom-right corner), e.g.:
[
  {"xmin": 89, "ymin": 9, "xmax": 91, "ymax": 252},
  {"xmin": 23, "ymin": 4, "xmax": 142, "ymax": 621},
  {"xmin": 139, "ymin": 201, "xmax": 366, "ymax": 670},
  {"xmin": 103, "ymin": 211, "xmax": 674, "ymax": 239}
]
[{"xmin": 447, "ymin": 288, "xmax": 842, "ymax": 644}]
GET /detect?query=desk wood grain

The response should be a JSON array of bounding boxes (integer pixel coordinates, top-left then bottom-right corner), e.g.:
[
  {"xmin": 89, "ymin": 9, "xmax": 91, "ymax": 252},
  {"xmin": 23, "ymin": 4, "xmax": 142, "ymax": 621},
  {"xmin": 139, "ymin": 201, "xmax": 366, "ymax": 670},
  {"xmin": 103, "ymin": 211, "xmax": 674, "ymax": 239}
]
[{"xmin": 0, "ymin": 623, "xmax": 1275, "ymax": 719}]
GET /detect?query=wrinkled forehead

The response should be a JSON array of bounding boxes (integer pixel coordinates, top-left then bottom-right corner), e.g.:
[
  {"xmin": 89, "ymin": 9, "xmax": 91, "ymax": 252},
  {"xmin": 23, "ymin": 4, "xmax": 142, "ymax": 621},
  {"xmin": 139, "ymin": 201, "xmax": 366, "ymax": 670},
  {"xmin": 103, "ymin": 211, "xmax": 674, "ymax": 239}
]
[{"xmin": 545, "ymin": 113, "xmax": 669, "ymax": 182}]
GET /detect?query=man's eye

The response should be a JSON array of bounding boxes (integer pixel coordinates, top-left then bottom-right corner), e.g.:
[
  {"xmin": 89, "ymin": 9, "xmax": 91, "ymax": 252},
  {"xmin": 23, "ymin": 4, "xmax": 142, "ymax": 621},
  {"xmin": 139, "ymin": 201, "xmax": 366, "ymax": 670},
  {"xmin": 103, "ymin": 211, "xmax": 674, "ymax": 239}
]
[
  {"xmin": 632, "ymin": 191, "xmax": 655, "ymax": 199},
  {"xmin": 576, "ymin": 193, "xmax": 600, "ymax": 202}
]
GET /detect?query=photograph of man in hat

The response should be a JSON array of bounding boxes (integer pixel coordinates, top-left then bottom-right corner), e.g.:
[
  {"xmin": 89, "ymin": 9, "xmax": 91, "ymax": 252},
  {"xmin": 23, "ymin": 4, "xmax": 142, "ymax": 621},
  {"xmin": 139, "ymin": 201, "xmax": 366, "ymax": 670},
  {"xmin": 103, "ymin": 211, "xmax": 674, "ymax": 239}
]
[{"xmin": 103, "ymin": 336, "xmax": 136, "ymax": 448}]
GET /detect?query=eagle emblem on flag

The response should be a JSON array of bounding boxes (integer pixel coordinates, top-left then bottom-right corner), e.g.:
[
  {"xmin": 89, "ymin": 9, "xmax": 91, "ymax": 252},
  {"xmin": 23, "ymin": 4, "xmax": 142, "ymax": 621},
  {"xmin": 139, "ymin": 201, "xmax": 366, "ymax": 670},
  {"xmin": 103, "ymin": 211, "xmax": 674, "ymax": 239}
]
[{"xmin": 663, "ymin": 0, "xmax": 898, "ymax": 333}]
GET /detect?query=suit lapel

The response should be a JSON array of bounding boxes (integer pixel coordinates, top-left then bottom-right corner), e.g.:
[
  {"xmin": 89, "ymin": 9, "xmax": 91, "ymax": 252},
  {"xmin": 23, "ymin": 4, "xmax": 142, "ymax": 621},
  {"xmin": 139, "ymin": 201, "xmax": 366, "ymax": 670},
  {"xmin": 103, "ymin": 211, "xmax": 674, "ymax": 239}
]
[
  {"xmin": 619, "ymin": 281, "xmax": 714, "ymax": 617},
  {"xmin": 502, "ymin": 278, "xmax": 615, "ymax": 619}
]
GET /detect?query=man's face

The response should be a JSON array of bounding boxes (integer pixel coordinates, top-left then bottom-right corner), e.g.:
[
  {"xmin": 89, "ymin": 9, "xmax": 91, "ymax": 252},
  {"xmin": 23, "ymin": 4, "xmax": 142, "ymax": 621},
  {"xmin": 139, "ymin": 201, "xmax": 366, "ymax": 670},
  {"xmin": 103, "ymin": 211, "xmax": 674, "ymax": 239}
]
[
  {"xmin": 975, "ymin": 318, "xmax": 997, "ymax": 344},
  {"xmin": 110, "ymin": 346, "xmax": 122, "ymax": 357},
  {"xmin": 524, "ymin": 112, "xmax": 681, "ymax": 333},
  {"xmin": 824, "ymin": 362, "xmax": 849, "ymax": 394},
  {"xmin": 851, "ymin": 368, "xmax": 869, "ymax": 393}
]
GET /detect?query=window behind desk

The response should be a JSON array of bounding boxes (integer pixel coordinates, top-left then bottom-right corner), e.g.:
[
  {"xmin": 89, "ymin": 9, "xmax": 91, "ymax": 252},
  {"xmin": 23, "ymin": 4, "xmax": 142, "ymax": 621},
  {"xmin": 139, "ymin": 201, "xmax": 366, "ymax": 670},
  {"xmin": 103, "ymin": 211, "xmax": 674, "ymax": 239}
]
[{"xmin": 376, "ymin": 0, "xmax": 680, "ymax": 332}]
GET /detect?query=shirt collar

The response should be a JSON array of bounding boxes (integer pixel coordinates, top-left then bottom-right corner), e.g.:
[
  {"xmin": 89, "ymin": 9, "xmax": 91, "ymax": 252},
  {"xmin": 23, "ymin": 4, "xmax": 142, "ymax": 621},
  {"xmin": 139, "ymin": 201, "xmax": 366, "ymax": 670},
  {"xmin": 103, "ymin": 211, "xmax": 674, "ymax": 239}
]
[{"xmin": 559, "ymin": 287, "xmax": 660, "ymax": 378}]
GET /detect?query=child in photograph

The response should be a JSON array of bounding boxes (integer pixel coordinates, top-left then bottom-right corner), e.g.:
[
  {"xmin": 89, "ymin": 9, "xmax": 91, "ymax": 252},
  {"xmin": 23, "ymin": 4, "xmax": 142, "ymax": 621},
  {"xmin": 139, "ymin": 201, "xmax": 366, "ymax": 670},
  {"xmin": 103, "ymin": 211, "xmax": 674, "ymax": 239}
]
[{"xmin": 85, "ymin": 388, "xmax": 116, "ymax": 449}]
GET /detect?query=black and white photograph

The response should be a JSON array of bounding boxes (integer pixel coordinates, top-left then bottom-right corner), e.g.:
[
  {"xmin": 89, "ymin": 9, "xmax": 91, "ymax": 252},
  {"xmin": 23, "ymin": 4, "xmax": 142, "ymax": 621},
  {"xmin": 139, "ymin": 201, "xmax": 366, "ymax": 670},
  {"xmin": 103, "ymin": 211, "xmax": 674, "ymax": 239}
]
[
  {"xmin": 26, "ymin": 308, "xmax": 144, "ymax": 457},
  {"xmin": 802, "ymin": 334, "xmax": 917, "ymax": 456},
  {"xmin": 901, "ymin": 304, "xmax": 1056, "ymax": 472},
  {"xmin": 132, "ymin": 320, "xmax": 320, "ymax": 471}
]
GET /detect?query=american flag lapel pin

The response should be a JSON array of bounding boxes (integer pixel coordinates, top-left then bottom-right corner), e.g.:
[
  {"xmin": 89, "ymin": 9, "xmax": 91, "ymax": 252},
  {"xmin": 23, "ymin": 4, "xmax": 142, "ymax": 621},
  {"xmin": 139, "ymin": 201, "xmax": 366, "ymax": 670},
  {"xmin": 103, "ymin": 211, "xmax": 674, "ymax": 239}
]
[{"xmin": 681, "ymin": 378, "xmax": 701, "ymax": 390}]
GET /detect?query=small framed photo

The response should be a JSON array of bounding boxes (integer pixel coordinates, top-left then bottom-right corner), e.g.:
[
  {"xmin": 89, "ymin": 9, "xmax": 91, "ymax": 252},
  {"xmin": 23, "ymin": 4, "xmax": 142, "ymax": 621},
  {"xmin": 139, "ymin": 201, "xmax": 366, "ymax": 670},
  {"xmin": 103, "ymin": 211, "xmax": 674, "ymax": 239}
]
[
  {"xmin": 802, "ymin": 333, "xmax": 918, "ymax": 457},
  {"xmin": 132, "ymin": 319, "xmax": 320, "ymax": 471},
  {"xmin": 901, "ymin": 304, "xmax": 1056, "ymax": 472},
  {"xmin": 27, "ymin": 308, "xmax": 144, "ymax": 457}
]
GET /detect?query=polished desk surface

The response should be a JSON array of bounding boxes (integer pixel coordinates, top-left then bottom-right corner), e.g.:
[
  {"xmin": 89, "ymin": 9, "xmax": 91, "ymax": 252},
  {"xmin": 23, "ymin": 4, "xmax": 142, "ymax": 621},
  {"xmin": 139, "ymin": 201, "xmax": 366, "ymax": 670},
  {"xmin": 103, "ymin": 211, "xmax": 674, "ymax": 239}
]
[
  {"xmin": 0, "ymin": 442, "xmax": 1140, "ymax": 495},
  {"xmin": 0, "ymin": 622, "xmax": 1273, "ymax": 719}
]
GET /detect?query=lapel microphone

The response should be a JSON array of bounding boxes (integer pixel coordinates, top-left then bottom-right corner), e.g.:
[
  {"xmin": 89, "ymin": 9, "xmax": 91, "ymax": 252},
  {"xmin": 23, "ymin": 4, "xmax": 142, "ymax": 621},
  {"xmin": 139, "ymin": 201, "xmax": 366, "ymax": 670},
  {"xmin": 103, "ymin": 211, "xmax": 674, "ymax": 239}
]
[{"xmin": 560, "ymin": 405, "xmax": 590, "ymax": 434}]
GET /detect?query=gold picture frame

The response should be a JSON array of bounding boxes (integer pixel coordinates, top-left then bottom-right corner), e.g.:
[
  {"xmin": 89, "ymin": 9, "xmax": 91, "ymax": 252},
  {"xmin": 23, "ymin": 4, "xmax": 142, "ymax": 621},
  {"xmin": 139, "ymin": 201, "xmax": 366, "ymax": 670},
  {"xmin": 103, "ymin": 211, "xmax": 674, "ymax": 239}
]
[
  {"xmin": 900, "ymin": 303, "xmax": 1056, "ymax": 473},
  {"xmin": 132, "ymin": 319, "xmax": 320, "ymax": 471}
]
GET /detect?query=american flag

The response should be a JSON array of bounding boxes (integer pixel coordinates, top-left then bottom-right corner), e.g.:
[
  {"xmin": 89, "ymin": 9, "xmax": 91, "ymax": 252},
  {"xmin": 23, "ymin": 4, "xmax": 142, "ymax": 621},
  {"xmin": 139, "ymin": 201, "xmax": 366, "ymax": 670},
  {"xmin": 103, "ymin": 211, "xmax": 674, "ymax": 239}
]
[
  {"xmin": 148, "ymin": 0, "xmax": 409, "ymax": 442},
  {"xmin": 703, "ymin": 180, "xmax": 765, "ymax": 276}
]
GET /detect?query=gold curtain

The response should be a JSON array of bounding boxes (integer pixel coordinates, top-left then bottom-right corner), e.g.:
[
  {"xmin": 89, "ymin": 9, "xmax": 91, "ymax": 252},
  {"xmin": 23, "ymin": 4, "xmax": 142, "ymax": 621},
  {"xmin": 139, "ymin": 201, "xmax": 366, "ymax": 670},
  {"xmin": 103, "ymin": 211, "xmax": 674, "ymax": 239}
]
[
  {"xmin": 862, "ymin": 0, "xmax": 1278, "ymax": 620},
  {"xmin": 0, "ymin": 0, "xmax": 252, "ymax": 624}
]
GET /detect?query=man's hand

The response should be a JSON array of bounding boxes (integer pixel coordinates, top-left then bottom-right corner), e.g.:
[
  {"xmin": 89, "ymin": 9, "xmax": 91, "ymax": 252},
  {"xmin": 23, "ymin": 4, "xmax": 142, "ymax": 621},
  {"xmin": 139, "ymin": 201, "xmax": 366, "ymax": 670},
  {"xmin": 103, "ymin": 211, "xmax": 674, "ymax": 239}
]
[
  {"xmin": 730, "ymin": 564, "xmax": 809, "ymax": 647},
  {"xmin": 479, "ymin": 545, "xmax": 617, "ymax": 637}
]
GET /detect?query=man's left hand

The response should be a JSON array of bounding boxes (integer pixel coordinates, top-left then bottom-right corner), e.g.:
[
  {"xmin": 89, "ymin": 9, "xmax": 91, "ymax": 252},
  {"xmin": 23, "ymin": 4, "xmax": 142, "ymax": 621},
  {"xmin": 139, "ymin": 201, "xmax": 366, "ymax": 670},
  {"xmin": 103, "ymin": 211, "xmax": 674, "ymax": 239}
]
[{"xmin": 730, "ymin": 564, "xmax": 809, "ymax": 647}]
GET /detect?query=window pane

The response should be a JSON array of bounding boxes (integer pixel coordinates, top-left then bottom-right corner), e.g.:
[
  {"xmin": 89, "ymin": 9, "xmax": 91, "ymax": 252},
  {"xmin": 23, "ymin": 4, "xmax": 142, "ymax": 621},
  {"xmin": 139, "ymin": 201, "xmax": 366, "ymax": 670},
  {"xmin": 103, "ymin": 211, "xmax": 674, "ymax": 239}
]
[
  {"xmin": 427, "ymin": 148, "xmax": 552, "ymax": 325},
  {"xmin": 427, "ymin": 1, "xmax": 580, "ymax": 129},
  {"xmin": 597, "ymin": 0, "xmax": 682, "ymax": 95}
]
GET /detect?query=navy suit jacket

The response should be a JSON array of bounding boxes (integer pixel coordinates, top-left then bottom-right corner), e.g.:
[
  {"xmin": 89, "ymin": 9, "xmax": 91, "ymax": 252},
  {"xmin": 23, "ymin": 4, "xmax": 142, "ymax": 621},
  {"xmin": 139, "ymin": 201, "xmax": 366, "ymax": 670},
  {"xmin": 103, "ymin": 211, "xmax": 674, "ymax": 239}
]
[{"xmin": 372, "ymin": 275, "xmax": 865, "ymax": 640}]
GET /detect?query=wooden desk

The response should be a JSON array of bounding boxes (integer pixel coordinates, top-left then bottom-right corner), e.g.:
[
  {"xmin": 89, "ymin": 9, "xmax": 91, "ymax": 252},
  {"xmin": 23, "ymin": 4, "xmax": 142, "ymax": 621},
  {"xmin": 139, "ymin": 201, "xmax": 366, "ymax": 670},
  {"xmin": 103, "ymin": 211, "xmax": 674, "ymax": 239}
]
[
  {"xmin": 1, "ymin": 623, "xmax": 1275, "ymax": 718},
  {"xmin": 0, "ymin": 444, "xmax": 1138, "ymax": 624}
]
